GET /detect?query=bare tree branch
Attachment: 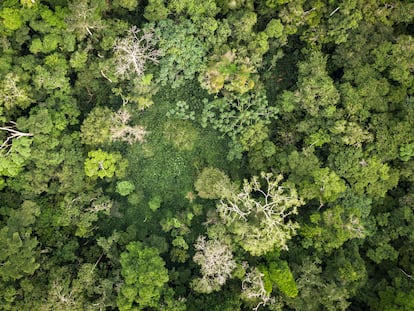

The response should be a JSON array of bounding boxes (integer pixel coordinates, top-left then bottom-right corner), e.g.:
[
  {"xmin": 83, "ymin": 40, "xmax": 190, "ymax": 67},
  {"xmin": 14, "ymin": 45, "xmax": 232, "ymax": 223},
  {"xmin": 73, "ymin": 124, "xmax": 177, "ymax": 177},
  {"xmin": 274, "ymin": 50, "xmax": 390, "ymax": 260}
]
[
  {"xmin": 217, "ymin": 173, "xmax": 304, "ymax": 254},
  {"xmin": 241, "ymin": 265, "xmax": 275, "ymax": 311},
  {"xmin": 192, "ymin": 236, "xmax": 236, "ymax": 294},
  {"xmin": 0, "ymin": 125, "xmax": 32, "ymax": 154},
  {"xmin": 113, "ymin": 26, "xmax": 161, "ymax": 79},
  {"xmin": 110, "ymin": 109, "xmax": 148, "ymax": 144}
]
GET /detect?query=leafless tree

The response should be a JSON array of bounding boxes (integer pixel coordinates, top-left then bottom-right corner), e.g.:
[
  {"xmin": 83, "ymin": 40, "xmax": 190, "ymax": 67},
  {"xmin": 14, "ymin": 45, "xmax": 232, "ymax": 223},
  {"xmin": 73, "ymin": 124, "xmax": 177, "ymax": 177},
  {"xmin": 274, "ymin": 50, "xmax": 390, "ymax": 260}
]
[
  {"xmin": 43, "ymin": 280, "xmax": 78, "ymax": 310},
  {"xmin": 113, "ymin": 26, "xmax": 161, "ymax": 79},
  {"xmin": 217, "ymin": 173, "xmax": 304, "ymax": 255},
  {"xmin": 241, "ymin": 264, "xmax": 275, "ymax": 311},
  {"xmin": 192, "ymin": 236, "xmax": 236, "ymax": 293},
  {"xmin": 111, "ymin": 125, "xmax": 147, "ymax": 144},
  {"xmin": 110, "ymin": 109, "xmax": 147, "ymax": 144}
]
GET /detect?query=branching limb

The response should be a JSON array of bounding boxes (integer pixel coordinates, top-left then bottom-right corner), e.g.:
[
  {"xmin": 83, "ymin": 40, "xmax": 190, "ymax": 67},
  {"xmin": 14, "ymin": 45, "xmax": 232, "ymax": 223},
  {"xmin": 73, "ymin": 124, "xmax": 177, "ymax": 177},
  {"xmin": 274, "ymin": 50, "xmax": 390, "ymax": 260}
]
[
  {"xmin": 113, "ymin": 26, "xmax": 161, "ymax": 79},
  {"xmin": 0, "ymin": 124, "xmax": 33, "ymax": 153}
]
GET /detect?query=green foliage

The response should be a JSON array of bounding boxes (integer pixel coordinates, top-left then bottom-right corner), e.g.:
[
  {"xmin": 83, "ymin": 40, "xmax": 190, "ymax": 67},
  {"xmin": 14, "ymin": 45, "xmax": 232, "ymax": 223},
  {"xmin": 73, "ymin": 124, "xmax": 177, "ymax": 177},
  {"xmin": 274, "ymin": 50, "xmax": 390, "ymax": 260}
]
[
  {"xmin": 69, "ymin": 49, "xmax": 88, "ymax": 70},
  {"xmin": 194, "ymin": 167, "xmax": 234, "ymax": 199},
  {"xmin": 66, "ymin": 0, "xmax": 106, "ymax": 40},
  {"xmin": 0, "ymin": 73, "xmax": 32, "ymax": 111},
  {"xmin": 0, "ymin": 8, "xmax": 23, "ymax": 31},
  {"xmin": 33, "ymin": 55, "xmax": 70, "ymax": 93},
  {"xmin": 20, "ymin": 0, "xmax": 37, "ymax": 8},
  {"xmin": 167, "ymin": 0, "xmax": 220, "ymax": 20},
  {"xmin": 117, "ymin": 241, "xmax": 169, "ymax": 310},
  {"xmin": 154, "ymin": 19, "xmax": 209, "ymax": 88},
  {"xmin": 0, "ymin": 136, "xmax": 32, "ymax": 178},
  {"xmin": 328, "ymin": 148, "xmax": 399, "ymax": 198},
  {"xmin": 248, "ymin": 140, "xmax": 276, "ymax": 171},
  {"xmin": 110, "ymin": 75, "xmax": 158, "ymax": 112},
  {"xmin": 116, "ymin": 180, "xmax": 135, "ymax": 196},
  {"xmin": 125, "ymin": 91, "xmax": 231, "ymax": 204},
  {"xmin": 163, "ymin": 119, "xmax": 199, "ymax": 151},
  {"xmin": 187, "ymin": 289, "xmax": 242, "ymax": 311},
  {"xmin": 0, "ymin": 201, "xmax": 40, "ymax": 282},
  {"xmin": 289, "ymin": 51, "xmax": 339, "ymax": 117},
  {"xmin": 148, "ymin": 195, "xmax": 162, "ymax": 211},
  {"xmin": 166, "ymin": 100, "xmax": 195, "ymax": 121},
  {"xmin": 227, "ymin": 10, "xmax": 257, "ymax": 43},
  {"xmin": 112, "ymin": 0, "xmax": 139, "ymax": 11},
  {"xmin": 0, "ymin": 1, "xmax": 413, "ymax": 310},
  {"xmin": 80, "ymin": 106, "xmax": 113, "ymax": 145},
  {"xmin": 325, "ymin": 1, "xmax": 363, "ymax": 44},
  {"xmin": 127, "ymin": 140, "xmax": 195, "ymax": 201},
  {"xmin": 377, "ymin": 288, "xmax": 414, "ymax": 311},
  {"xmin": 217, "ymin": 173, "xmax": 304, "ymax": 256},
  {"xmin": 160, "ymin": 209, "xmax": 194, "ymax": 263},
  {"xmin": 144, "ymin": 0, "xmax": 170, "ymax": 21},
  {"xmin": 84, "ymin": 149, "xmax": 126, "ymax": 179},
  {"xmin": 260, "ymin": 259, "xmax": 298, "ymax": 298},
  {"xmin": 301, "ymin": 205, "xmax": 366, "ymax": 253},
  {"xmin": 265, "ymin": 19, "xmax": 284, "ymax": 38},
  {"xmin": 400, "ymin": 143, "xmax": 414, "ymax": 161},
  {"xmin": 200, "ymin": 51, "xmax": 256, "ymax": 95},
  {"xmin": 29, "ymin": 33, "xmax": 61, "ymax": 54},
  {"xmin": 301, "ymin": 167, "xmax": 347, "ymax": 204},
  {"xmin": 202, "ymin": 90, "xmax": 278, "ymax": 159}
]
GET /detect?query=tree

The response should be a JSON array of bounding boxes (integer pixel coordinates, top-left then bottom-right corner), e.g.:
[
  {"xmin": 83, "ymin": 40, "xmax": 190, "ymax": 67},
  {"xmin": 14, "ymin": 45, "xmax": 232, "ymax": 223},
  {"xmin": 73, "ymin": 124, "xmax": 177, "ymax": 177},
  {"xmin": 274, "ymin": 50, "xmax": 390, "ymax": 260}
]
[
  {"xmin": 265, "ymin": 19, "xmax": 284, "ymax": 39},
  {"xmin": 80, "ymin": 106, "xmax": 112, "ymax": 145},
  {"xmin": 218, "ymin": 172, "xmax": 304, "ymax": 256},
  {"xmin": 260, "ymin": 258, "xmax": 298, "ymax": 298},
  {"xmin": 32, "ymin": 53, "xmax": 71, "ymax": 93},
  {"xmin": 117, "ymin": 241, "xmax": 169, "ymax": 310},
  {"xmin": 191, "ymin": 235, "xmax": 236, "ymax": 294},
  {"xmin": 0, "ymin": 123, "xmax": 32, "ymax": 153},
  {"xmin": 113, "ymin": 26, "xmax": 161, "ymax": 80},
  {"xmin": 0, "ymin": 200, "xmax": 40, "ymax": 309},
  {"xmin": 110, "ymin": 108, "xmax": 147, "ymax": 144},
  {"xmin": 376, "ymin": 287, "xmax": 414, "ymax": 311},
  {"xmin": 194, "ymin": 167, "xmax": 234, "ymax": 199},
  {"xmin": 66, "ymin": 0, "xmax": 106, "ymax": 40},
  {"xmin": 301, "ymin": 205, "xmax": 366, "ymax": 253},
  {"xmin": 81, "ymin": 107, "xmax": 147, "ymax": 145},
  {"xmin": 325, "ymin": 1, "xmax": 363, "ymax": 44},
  {"xmin": 282, "ymin": 51, "xmax": 340, "ymax": 117},
  {"xmin": 199, "ymin": 50, "xmax": 256, "ymax": 95},
  {"xmin": 328, "ymin": 148, "xmax": 399, "ymax": 198},
  {"xmin": 0, "ymin": 124, "xmax": 32, "ymax": 188},
  {"xmin": 286, "ymin": 257, "xmax": 353, "ymax": 311},
  {"xmin": 163, "ymin": 119, "xmax": 199, "ymax": 151},
  {"xmin": 112, "ymin": 0, "xmax": 139, "ymax": 11},
  {"xmin": 247, "ymin": 140, "xmax": 277, "ymax": 171},
  {"xmin": 166, "ymin": 0, "xmax": 220, "ymax": 21},
  {"xmin": 0, "ymin": 0, "xmax": 412, "ymax": 309},
  {"xmin": 0, "ymin": 7, "xmax": 23, "ymax": 31},
  {"xmin": 154, "ymin": 19, "xmax": 209, "ymax": 88},
  {"xmin": 116, "ymin": 180, "xmax": 135, "ymax": 196},
  {"xmin": 0, "ymin": 73, "xmax": 32, "ymax": 111},
  {"xmin": 241, "ymin": 264, "xmax": 275, "ymax": 311},
  {"xmin": 0, "ymin": 201, "xmax": 40, "ymax": 282},
  {"xmin": 201, "ymin": 90, "xmax": 278, "ymax": 159},
  {"xmin": 112, "ymin": 73, "xmax": 159, "ymax": 111},
  {"xmin": 301, "ymin": 167, "xmax": 347, "ymax": 206},
  {"xmin": 84, "ymin": 149, "xmax": 127, "ymax": 179}
]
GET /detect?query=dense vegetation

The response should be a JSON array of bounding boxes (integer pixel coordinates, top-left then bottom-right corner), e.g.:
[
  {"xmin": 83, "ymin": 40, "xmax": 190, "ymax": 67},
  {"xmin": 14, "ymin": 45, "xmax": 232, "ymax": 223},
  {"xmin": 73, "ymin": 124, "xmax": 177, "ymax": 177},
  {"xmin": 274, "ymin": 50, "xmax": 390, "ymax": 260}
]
[{"xmin": 0, "ymin": 0, "xmax": 413, "ymax": 310}]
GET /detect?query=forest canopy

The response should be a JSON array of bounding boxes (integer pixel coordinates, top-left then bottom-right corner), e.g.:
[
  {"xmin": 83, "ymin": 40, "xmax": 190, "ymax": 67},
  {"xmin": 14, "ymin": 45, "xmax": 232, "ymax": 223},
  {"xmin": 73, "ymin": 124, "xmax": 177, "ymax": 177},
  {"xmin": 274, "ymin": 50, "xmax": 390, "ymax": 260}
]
[{"xmin": 0, "ymin": 0, "xmax": 413, "ymax": 310}]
